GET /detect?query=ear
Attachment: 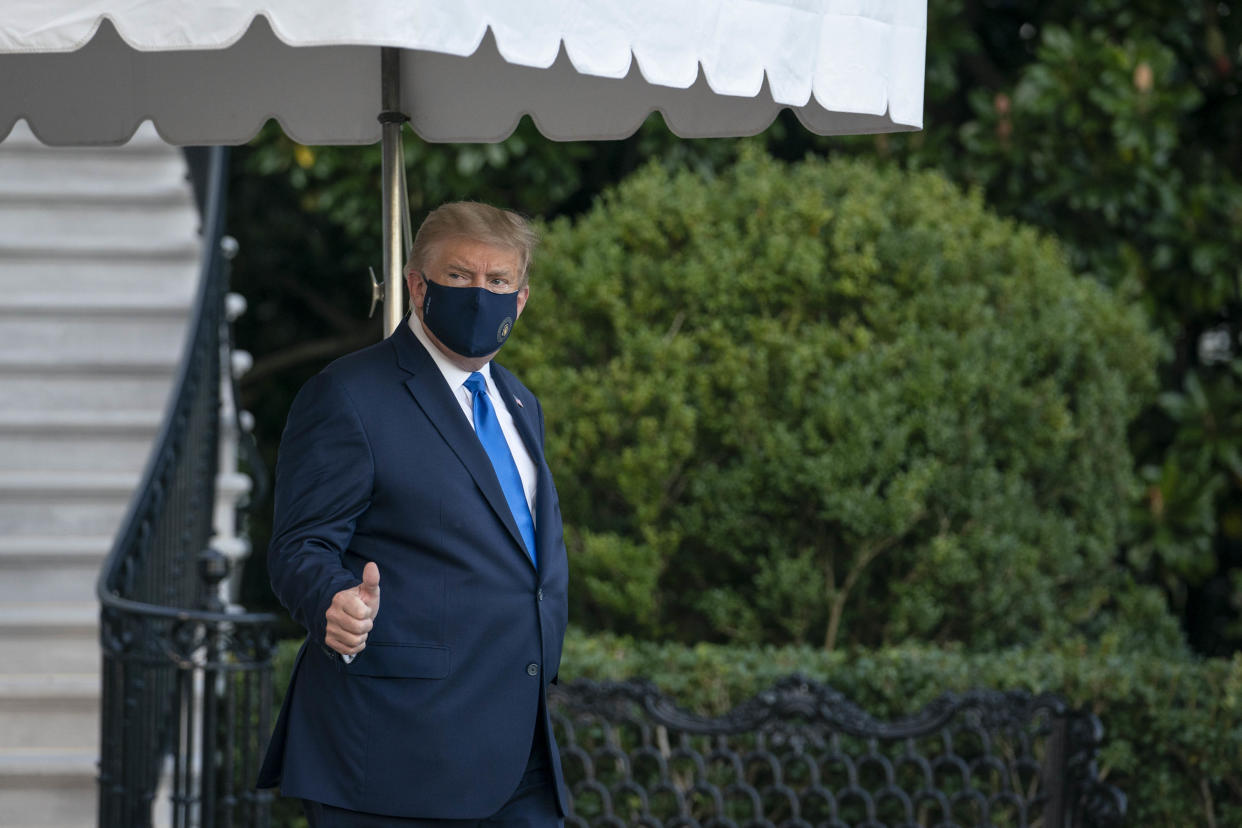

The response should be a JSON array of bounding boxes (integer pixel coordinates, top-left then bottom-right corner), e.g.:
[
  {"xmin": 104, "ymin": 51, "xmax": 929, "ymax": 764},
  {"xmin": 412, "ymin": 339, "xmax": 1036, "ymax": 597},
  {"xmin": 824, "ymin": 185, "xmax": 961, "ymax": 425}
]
[
  {"xmin": 515, "ymin": 286, "xmax": 530, "ymax": 318},
  {"xmin": 406, "ymin": 269, "xmax": 425, "ymax": 313}
]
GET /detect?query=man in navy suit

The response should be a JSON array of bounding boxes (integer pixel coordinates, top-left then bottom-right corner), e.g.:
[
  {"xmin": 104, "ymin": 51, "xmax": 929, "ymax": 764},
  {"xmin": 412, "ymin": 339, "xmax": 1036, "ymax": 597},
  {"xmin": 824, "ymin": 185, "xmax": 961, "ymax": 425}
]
[{"xmin": 258, "ymin": 202, "xmax": 569, "ymax": 826}]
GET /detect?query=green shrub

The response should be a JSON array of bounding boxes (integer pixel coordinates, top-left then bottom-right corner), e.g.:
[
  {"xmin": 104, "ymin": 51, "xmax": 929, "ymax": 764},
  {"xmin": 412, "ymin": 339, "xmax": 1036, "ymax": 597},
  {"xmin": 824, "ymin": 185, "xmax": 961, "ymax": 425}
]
[{"xmin": 505, "ymin": 150, "xmax": 1171, "ymax": 651}]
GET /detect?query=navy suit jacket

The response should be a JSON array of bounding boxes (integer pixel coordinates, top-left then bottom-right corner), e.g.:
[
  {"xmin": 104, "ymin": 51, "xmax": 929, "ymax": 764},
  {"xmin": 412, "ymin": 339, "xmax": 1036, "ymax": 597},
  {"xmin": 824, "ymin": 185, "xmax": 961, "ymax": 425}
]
[{"xmin": 257, "ymin": 321, "xmax": 570, "ymax": 819}]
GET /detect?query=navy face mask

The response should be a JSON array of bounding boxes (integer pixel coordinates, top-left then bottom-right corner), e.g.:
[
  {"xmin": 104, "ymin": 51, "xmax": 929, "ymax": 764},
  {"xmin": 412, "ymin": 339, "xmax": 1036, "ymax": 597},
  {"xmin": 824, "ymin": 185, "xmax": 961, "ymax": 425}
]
[{"xmin": 420, "ymin": 274, "xmax": 520, "ymax": 358}]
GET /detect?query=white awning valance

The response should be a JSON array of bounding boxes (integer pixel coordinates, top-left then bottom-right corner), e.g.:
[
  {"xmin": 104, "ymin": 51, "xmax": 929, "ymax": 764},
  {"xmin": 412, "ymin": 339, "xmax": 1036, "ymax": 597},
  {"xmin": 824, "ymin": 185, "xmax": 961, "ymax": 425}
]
[{"xmin": 0, "ymin": 0, "xmax": 926, "ymax": 145}]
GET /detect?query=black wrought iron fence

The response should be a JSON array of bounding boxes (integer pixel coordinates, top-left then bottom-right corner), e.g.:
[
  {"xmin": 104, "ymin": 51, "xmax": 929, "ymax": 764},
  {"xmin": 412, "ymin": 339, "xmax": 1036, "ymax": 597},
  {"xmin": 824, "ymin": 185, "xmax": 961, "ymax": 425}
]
[
  {"xmin": 549, "ymin": 676, "xmax": 1126, "ymax": 827},
  {"xmin": 97, "ymin": 145, "xmax": 279, "ymax": 828}
]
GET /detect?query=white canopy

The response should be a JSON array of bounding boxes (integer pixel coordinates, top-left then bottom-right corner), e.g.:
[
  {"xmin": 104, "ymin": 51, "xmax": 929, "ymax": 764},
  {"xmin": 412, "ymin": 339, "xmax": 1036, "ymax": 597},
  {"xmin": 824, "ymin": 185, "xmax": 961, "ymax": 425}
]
[{"xmin": 0, "ymin": 0, "xmax": 926, "ymax": 145}]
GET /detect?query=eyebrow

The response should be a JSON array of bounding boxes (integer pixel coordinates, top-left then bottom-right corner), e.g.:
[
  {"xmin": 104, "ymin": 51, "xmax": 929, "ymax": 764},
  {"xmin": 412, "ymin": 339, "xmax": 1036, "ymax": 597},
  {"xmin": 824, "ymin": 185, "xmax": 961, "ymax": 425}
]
[{"xmin": 444, "ymin": 261, "xmax": 513, "ymax": 279}]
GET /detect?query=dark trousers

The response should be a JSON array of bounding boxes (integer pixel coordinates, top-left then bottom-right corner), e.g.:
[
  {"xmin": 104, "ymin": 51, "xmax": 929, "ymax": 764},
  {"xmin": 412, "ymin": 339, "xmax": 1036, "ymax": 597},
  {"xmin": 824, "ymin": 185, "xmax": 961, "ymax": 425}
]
[{"xmin": 302, "ymin": 725, "xmax": 561, "ymax": 828}]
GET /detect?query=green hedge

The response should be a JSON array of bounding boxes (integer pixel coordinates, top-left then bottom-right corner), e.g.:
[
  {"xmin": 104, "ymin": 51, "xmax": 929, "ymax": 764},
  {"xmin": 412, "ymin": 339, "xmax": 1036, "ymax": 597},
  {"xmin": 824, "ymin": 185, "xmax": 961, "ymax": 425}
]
[
  {"xmin": 270, "ymin": 632, "xmax": 1239, "ymax": 826},
  {"xmin": 503, "ymin": 149, "xmax": 1171, "ymax": 653}
]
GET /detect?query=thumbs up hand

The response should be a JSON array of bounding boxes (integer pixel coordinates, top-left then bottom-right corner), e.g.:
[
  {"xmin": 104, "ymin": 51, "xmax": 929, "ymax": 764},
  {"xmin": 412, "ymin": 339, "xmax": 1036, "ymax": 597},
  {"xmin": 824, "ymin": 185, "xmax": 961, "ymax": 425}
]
[
  {"xmin": 358, "ymin": 561, "xmax": 381, "ymax": 614},
  {"xmin": 325, "ymin": 562, "xmax": 382, "ymax": 658}
]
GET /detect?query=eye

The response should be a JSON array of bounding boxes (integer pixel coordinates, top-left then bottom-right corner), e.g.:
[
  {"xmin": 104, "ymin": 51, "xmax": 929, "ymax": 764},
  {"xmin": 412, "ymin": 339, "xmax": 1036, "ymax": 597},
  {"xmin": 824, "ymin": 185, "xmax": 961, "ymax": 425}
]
[{"xmin": 447, "ymin": 271, "xmax": 467, "ymax": 281}]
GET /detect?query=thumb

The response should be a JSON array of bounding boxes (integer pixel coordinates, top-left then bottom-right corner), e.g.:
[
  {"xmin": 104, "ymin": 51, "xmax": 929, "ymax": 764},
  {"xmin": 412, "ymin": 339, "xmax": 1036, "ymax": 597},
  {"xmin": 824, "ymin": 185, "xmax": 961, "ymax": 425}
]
[{"xmin": 360, "ymin": 561, "xmax": 380, "ymax": 610}]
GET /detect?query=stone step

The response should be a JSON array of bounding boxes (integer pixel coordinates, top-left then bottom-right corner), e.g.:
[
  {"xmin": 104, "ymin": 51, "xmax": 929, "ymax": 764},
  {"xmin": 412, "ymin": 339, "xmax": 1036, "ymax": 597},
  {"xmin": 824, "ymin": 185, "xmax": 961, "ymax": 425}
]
[
  {"xmin": 0, "ymin": 366, "xmax": 176, "ymax": 414},
  {"xmin": 0, "ymin": 254, "xmax": 198, "ymax": 303},
  {"xmin": 0, "ymin": 633, "xmax": 101, "ymax": 676},
  {"xmin": 0, "ymin": 472, "xmax": 136, "ymax": 537},
  {"xmin": 0, "ymin": 535, "xmax": 112, "ymax": 559},
  {"xmin": 0, "ymin": 349, "xmax": 180, "ymax": 372},
  {"xmin": 0, "ymin": 239, "xmax": 198, "ymax": 262},
  {"xmin": 0, "ymin": 412, "xmax": 159, "ymax": 473},
  {"xmin": 0, "ymin": 309, "xmax": 189, "ymax": 365},
  {"xmin": 0, "ymin": 674, "xmax": 99, "ymax": 752},
  {"xmin": 0, "ymin": 295, "xmax": 191, "ymax": 314},
  {"xmin": 0, "ymin": 150, "xmax": 189, "ymax": 199},
  {"xmin": 0, "ymin": 536, "xmax": 108, "ymax": 603},
  {"xmin": 0, "ymin": 471, "xmax": 140, "ymax": 494},
  {"xmin": 0, "ymin": 432, "xmax": 155, "ymax": 472},
  {"xmin": 0, "ymin": 749, "xmax": 97, "ymax": 828},
  {"xmin": 0, "ymin": 562, "xmax": 102, "ymax": 603},
  {"xmin": 0, "ymin": 498, "xmax": 128, "ymax": 539},
  {"xmin": 0, "ymin": 598, "xmax": 99, "ymax": 675},
  {"xmin": 0, "ymin": 602, "xmax": 98, "ymax": 634},
  {"xmin": 0, "ymin": 408, "xmax": 161, "ymax": 433},
  {"xmin": 0, "ymin": 185, "xmax": 190, "ymax": 209},
  {"xmin": 0, "ymin": 199, "xmax": 199, "ymax": 255}
]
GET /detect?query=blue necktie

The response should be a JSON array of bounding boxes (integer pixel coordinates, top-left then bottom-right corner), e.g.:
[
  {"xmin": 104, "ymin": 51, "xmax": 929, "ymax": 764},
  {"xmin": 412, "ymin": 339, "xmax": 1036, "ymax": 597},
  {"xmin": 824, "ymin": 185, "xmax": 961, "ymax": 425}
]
[{"xmin": 464, "ymin": 373, "xmax": 537, "ymax": 567}]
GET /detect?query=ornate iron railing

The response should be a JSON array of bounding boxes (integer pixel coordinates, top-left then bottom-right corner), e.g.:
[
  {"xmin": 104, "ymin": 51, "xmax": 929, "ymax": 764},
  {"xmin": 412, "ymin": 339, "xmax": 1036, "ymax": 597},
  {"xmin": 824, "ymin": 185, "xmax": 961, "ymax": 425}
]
[
  {"xmin": 97, "ymin": 145, "xmax": 279, "ymax": 828},
  {"xmin": 549, "ymin": 675, "xmax": 1126, "ymax": 828}
]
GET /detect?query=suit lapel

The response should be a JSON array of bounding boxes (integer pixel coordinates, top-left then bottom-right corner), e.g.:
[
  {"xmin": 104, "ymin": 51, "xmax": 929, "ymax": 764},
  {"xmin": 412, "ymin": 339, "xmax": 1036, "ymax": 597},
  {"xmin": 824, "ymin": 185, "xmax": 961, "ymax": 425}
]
[
  {"xmin": 391, "ymin": 323, "xmax": 528, "ymax": 559},
  {"xmin": 491, "ymin": 367, "xmax": 557, "ymax": 571}
]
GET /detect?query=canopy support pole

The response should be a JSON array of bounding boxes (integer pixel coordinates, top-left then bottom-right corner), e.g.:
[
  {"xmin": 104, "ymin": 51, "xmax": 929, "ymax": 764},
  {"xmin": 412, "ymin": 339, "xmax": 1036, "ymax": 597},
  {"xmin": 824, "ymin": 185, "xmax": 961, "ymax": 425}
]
[{"xmin": 379, "ymin": 47, "xmax": 409, "ymax": 337}]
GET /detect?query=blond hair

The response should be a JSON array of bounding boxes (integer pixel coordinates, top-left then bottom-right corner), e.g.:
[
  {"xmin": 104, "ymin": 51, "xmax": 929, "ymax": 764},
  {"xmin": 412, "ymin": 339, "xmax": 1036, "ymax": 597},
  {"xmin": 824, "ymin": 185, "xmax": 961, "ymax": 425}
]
[{"xmin": 409, "ymin": 201, "xmax": 538, "ymax": 286}]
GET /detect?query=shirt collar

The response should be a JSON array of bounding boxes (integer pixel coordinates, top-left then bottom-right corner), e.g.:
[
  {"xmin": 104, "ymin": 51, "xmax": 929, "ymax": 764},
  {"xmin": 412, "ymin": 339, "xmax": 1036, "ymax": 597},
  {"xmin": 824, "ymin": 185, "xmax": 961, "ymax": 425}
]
[{"xmin": 408, "ymin": 312, "xmax": 492, "ymax": 391}]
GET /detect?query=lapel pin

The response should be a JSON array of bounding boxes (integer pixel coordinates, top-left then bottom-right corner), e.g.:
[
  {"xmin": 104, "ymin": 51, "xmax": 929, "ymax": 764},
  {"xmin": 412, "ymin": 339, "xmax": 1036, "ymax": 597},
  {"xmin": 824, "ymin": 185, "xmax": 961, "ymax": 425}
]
[{"xmin": 514, "ymin": 397, "xmax": 524, "ymax": 408}]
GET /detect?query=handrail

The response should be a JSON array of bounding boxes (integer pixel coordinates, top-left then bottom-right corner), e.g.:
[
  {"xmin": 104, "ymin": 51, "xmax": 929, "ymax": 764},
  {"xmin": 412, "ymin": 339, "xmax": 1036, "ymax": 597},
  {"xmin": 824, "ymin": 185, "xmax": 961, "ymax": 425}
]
[
  {"xmin": 101, "ymin": 592, "xmax": 277, "ymax": 625},
  {"xmin": 96, "ymin": 144, "xmax": 229, "ymax": 607},
  {"xmin": 96, "ymin": 144, "xmax": 278, "ymax": 828}
]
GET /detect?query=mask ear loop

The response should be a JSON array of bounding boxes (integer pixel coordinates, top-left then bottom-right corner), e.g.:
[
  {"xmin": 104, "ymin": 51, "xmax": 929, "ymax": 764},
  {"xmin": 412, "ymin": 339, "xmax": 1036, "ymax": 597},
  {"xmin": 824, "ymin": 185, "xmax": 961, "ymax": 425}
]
[{"xmin": 418, "ymin": 271, "xmax": 431, "ymax": 314}]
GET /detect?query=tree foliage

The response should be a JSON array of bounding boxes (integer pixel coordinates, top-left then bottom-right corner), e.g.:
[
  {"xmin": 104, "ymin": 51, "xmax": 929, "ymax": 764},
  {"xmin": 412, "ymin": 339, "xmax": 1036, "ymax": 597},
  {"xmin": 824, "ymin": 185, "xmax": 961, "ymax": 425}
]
[
  {"xmin": 734, "ymin": 1, "xmax": 1242, "ymax": 653},
  {"xmin": 501, "ymin": 151, "xmax": 1174, "ymax": 652},
  {"xmin": 860, "ymin": 1, "xmax": 1242, "ymax": 655}
]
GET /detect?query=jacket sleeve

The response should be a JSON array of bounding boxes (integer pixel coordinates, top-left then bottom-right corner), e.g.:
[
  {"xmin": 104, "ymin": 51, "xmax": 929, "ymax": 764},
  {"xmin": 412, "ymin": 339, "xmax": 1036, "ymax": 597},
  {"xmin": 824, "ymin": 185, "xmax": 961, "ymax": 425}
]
[{"xmin": 267, "ymin": 370, "xmax": 374, "ymax": 648}]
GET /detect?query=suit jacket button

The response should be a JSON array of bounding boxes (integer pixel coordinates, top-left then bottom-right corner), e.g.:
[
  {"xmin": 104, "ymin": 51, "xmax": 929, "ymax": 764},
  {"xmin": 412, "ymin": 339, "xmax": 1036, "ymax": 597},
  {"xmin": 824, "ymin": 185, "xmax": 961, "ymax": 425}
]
[
  {"xmin": 536, "ymin": 588, "xmax": 543, "ymax": 601},
  {"xmin": 526, "ymin": 663, "xmax": 539, "ymax": 676}
]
